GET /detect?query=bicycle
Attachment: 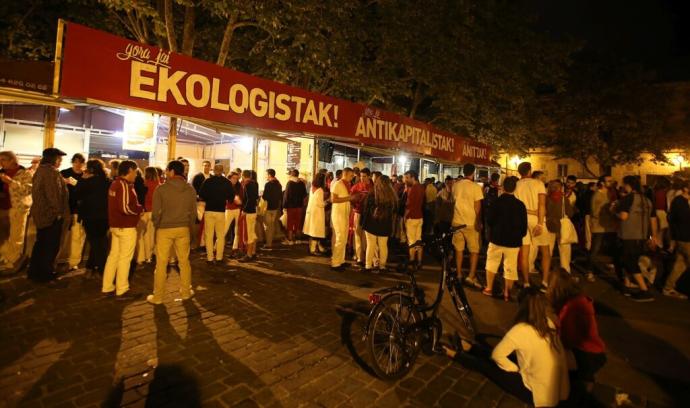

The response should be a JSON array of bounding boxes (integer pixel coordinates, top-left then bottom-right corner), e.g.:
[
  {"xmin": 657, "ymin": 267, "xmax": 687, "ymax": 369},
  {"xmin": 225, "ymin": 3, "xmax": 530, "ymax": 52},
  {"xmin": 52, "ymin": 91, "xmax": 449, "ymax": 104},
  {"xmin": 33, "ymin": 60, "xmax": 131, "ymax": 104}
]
[{"xmin": 362, "ymin": 225, "xmax": 477, "ymax": 380}]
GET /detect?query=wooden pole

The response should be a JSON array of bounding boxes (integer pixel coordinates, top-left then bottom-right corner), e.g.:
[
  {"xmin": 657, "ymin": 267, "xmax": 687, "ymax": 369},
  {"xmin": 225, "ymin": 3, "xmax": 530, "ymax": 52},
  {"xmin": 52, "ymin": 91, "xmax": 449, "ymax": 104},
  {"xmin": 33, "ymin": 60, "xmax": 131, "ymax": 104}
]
[
  {"xmin": 167, "ymin": 117, "xmax": 178, "ymax": 162},
  {"xmin": 43, "ymin": 106, "xmax": 57, "ymax": 148}
]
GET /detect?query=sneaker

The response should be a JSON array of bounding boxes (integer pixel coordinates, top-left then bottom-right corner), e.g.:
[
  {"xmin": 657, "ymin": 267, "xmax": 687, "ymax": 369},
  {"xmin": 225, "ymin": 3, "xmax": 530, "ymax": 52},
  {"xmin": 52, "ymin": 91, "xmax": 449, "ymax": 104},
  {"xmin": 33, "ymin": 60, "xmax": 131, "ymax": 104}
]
[
  {"xmin": 662, "ymin": 289, "xmax": 688, "ymax": 300},
  {"xmin": 181, "ymin": 289, "xmax": 195, "ymax": 301},
  {"xmin": 116, "ymin": 291, "xmax": 142, "ymax": 301},
  {"xmin": 631, "ymin": 291, "xmax": 655, "ymax": 302},
  {"xmin": 206, "ymin": 260, "xmax": 216, "ymax": 266},
  {"xmin": 621, "ymin": 286, "xmax": 634, "ymax": 297},
  {"xmin": 238, "ymin": 255, "xmax": 256, "ymax": 263},
  {"xmin": 146, "ymin": 294, "xmax": 163, "ymax": 305},
  {"xmin": 330, "ymin": 264, "xmax": 346, "ymax": 272}
]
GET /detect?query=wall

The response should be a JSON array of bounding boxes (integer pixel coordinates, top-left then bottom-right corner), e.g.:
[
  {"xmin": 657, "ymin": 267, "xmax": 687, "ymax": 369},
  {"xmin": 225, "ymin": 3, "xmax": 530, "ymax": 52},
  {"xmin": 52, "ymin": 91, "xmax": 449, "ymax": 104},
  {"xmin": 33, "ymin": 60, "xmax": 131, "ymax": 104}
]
[
  {"xmin": 1, "ymin": 122, "xmax": 86, "ymax": 167},
  {"xmin": 496, "ymin": 150, "xmax": 688, "ymax": 184}
]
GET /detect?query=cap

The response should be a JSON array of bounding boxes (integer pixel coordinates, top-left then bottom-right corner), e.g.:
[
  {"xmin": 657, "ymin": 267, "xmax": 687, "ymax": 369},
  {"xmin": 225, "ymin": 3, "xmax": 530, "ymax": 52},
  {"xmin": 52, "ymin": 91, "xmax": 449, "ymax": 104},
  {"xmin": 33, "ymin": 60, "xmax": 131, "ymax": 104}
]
[{"xmin": 42, "ymin": 148, "xmax": 67, "ymax": 157}]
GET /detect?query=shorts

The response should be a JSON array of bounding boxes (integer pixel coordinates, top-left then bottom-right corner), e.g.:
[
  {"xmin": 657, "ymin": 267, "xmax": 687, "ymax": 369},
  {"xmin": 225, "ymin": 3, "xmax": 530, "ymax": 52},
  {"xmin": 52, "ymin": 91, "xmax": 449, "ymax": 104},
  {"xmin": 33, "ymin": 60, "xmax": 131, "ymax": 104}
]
[
  {"xmin": 522, "ymin": 214, "xmax": 551, "ymax": 247},
  {"xmin": 286, "ymin": 208, "xmax": 303, "ymax": 232},
  {"xmin": 452, "ymin": 225, "xmax": 481, "ymax": 254},
  {"xmin": 245, "ymin": 213, "xmax": 257, "ymax": 244},
  {"xmin": 485, "ymin": 243, "xmax": 520, "ymax": 281},
  {"xmin": 405, "ymin": 218, "xmax": 423, "ymax": 246}
]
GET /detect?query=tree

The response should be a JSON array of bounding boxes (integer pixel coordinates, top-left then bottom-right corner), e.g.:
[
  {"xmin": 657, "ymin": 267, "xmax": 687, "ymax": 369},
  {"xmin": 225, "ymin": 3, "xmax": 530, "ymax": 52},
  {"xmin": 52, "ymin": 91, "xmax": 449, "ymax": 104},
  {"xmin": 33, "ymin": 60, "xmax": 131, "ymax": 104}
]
[{"xmin": 546, "ymin": 59, "xmax": 680, "ymax": 176}]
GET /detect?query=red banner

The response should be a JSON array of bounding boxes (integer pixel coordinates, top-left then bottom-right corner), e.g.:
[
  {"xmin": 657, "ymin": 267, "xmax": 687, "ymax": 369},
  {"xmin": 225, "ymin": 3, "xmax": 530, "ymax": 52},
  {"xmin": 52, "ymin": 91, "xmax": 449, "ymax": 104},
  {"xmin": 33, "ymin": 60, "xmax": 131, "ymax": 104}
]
[{"xmin": 58, "ymin": 22, "xmax": 491, "ymax": 164}]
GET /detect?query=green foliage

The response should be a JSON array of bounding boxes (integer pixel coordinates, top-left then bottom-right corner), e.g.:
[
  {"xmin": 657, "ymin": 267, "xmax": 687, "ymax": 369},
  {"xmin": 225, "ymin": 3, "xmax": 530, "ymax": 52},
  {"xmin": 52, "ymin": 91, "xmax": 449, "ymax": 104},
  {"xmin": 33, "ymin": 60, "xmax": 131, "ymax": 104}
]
[{"xmin": 547, "ymin": 59, "xmax": 679, "ymax": 172}]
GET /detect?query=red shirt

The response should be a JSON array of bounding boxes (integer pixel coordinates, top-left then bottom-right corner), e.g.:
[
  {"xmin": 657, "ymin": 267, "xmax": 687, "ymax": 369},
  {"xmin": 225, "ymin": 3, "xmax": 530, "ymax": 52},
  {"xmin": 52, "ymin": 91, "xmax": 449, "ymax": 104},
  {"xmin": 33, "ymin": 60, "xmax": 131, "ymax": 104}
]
[
  {"xmin": 654, "ymin": 189, "xmax": 667, "ymax": 211},
  {"xmin": 350, "ymin": 180, "xmax": 372, "ymax": 213},
  {"xmin": 558, "ymin": 295, "xmax": 606, "ymax": 354},
  {"xmin": 144, "ymin": 179, "xmax": 161, "ymax": 211},
  {"xmin": 226, "ymin": 182, "xmax": 242, "ymax": 210},
  {"xmin": 405, "ymin": 183, "xmax": 425, "ymax": 220},
  {"xmin": 108, "ymin": 177, "xmax": 143, "ymax": 228}
]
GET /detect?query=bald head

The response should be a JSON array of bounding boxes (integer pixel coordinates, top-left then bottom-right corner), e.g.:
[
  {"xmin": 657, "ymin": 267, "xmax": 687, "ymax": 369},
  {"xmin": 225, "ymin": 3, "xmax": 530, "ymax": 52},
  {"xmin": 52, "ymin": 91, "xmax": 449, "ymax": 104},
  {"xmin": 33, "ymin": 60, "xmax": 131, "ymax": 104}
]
[{"xmin": 213, "ymin": 164, "xmax": 224, "ymax": 176}]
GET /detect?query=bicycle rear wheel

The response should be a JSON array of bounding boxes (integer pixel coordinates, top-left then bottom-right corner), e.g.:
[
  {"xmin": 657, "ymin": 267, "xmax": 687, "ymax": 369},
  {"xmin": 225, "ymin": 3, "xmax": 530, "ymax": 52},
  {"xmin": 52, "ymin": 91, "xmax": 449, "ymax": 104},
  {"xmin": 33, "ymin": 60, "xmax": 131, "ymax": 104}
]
[{"xmin": 366, "ymin": 294, "xmax": 422, "ymax": 380}]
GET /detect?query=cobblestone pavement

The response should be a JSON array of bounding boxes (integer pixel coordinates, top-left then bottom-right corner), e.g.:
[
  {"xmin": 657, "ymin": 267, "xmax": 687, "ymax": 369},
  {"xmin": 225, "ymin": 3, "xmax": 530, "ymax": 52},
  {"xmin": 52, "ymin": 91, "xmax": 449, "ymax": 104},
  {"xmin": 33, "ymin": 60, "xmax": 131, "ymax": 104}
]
[{"xmin": 0, "ymin": 243, "xmax": 688, "ymax": 407}]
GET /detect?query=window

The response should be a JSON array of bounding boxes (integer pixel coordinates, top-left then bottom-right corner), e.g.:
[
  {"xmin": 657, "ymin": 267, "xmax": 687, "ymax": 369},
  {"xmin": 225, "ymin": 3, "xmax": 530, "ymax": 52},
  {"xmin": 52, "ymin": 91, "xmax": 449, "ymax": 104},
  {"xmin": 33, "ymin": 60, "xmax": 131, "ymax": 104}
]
[{"xmin": 557, "ymin": 164, "xmax": 568, "ymax": 178}]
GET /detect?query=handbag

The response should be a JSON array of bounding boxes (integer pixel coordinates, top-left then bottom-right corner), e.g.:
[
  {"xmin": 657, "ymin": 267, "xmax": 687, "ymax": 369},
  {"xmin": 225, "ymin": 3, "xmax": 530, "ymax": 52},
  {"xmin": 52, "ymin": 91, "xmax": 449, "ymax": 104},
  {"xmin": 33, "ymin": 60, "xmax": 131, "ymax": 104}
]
[{"xmin": 560, "ymin": 197, "xmax": 578, "ymax": 245}]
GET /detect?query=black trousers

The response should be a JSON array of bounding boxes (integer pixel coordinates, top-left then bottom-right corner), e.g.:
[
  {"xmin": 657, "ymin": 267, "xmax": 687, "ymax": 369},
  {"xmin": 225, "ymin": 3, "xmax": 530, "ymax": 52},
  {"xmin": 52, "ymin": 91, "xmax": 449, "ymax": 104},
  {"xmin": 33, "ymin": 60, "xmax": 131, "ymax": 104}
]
[
  {"xmin": 83, "ymin": 219, "xmax": 109, "ymax": 273},
  {"xmin": 28, "ymin": 218, "xmax": 64, "ymax": 283},
  {"xmin": 615, "ymin": 239, "xmax": 644, "ymax": 279}
]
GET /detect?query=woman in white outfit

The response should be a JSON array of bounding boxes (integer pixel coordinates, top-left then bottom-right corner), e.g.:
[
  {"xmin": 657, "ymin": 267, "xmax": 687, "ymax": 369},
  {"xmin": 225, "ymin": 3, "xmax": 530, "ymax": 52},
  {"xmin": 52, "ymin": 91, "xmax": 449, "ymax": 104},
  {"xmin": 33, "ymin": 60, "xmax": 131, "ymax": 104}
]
[{"xmin": 303, "ymin": 173, "xmax": 327, "ymax": 255}]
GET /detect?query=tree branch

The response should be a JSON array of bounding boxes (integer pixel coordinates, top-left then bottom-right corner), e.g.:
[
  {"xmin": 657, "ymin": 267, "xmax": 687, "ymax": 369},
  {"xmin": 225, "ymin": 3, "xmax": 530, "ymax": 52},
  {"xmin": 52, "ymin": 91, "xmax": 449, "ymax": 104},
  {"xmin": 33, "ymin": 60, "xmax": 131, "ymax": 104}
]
[
  {"xmin": 163, "ymin": 0, "xmax": 177, "ymax": 52},
  {"xmin": 181, "ymin": 2, "xmax": 196, "ymax": 55},
  {"xmin": 216, "ymin": 11, "xmax": 239, "ymax": 66}
]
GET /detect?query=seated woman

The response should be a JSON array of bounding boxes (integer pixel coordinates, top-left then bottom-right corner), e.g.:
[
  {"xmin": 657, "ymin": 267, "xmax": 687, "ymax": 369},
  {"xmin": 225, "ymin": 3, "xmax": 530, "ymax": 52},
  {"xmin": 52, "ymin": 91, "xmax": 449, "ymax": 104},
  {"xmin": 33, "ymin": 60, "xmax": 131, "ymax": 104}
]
[
  {"xmin": 450, "ymin": 287, "xmax": 570, "ymax": 407},
  {"xmin": 547, "ymin": 267, "xmax": 606, "ymax": 404}
]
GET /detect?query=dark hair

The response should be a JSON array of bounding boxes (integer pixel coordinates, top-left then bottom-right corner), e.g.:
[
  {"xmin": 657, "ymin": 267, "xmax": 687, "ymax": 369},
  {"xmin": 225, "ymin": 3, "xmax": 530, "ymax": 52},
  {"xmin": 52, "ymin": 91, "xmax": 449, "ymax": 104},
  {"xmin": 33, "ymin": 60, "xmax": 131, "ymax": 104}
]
[
  {"xmin": 267, "ymin": 168, "xmax": 276, "ymax": 177},
  {"xmin": 503, "ymin": 176, "xmax": 518, "ymax": 193},
  {"xmin": 517, "ymin": 162, "xmax": 531, "ymax": 177},
  {"xmin": 72, "ymin": 153, "xmax": 86, "ymax": 164},
  {"xmin": 445, "ymin": 175, "xmax": 453, "ymax": 182},
  {"xmin": 547, "ymin": 268, "xmax": 583, "ymax": 313},
  {"xmin": 490, "ymin": 173, "xmax": 500, "ymax": 182},
  {"xmin": 144, "ymin": 166, "xmax": 159, "ymax": 181},
  {"xmin": 292, "ymin": 169, "xmax": 300, "ymax": 177},
  {"xmin": 343, "ymin": 167, "xmax": 353, "ymax": 173},
  {"xmin": 654, "ymin": 177, "xmax": 670, "ymax": 190},
  {"xmin": 318, "ymin": 168, "xmax": 328, "ymax": 174},
  {"xmin": 85, "ymin": 159, "xmax": 106, "ymax": 178},
  {"xmin": 167, "ymin": 160, "xmax": 185, "ymax": 176},
  {"xmin": 242, "ymin": 169, "xmax": 252, "ymax": 179},
  {"xmin": 566, "ymin": 175, "xmax": 577, "ymax": 182},
  {"xmin": 155, "ymin": 167, "xmax": 164, "ymax": 178},
  {"xmin": 532, "ymin": 170, "xmax": 543, "ymax": 179},
  {"xmin": 360, "ymin": 167, "xmax": 371, "ymax": 176},
  {"xmin": 623, "ymin": 175, "xmax": 641, "ymax": 192},
  {"xmin": 118, "ymin": 160, "xmax": 138, "ymax": 177},
  {"xmin": 515, "ymin": 287, "xmax": 560, "ymax": 350},
  {"xmin": 372, "ymin": 171, "xmax": 382, "ymax": 179},
  {"xmin": 109, "ymin": 159, "xmax": 120, "ymax": 171},
  {"xmin": 202, "ymin": 160, "xmax": 211, "ymax": 166},
  {"xmin": 462, "ymin": 163, "xmax": 475, "ymax": 176},
  {"xmin": 326, "ymin": 171, "xmax": 334, "ymax": 181},
  {"xmin": 312, "ymin": 172, "xmax": 326, "ymax": 189},
  {"xmin": 404, "ymin": 170, "xmax": 418, "ymax": 180},
  {"xmin": 335, "ymin": 169, "xmax": 343, "ymax": 178}
]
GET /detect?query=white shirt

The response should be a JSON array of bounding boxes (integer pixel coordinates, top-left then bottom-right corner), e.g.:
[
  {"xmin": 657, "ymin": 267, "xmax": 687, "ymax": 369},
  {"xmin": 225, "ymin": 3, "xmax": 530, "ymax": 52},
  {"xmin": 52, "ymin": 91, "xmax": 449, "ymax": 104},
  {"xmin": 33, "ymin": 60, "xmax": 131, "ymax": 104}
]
[
  {"xmin": 451, "ymin": 179, "xmax": 484, "ymax": 227},
  {"xmin": 331, "ymin": 179, "xmax": 351, "ymax": 221},
  {"xmin": 492, "ymin": 323, "xmax": 570, "ymax": 407},
  {"xmin": 515, "ymin": 178, "xmax": 546, "ymax": 214}
]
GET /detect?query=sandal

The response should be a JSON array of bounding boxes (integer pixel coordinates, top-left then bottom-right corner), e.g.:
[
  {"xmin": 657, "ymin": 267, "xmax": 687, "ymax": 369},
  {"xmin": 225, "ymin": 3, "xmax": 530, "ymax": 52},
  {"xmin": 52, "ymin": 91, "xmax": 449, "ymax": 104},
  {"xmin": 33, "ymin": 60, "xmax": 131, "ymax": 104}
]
[
  {"xmin": 465, "ymin": 276, "xmax": 483, "ymax": 290},
  {"xmin": 481, "ymin": 288, "xmax": 492, "ymax": 297}
]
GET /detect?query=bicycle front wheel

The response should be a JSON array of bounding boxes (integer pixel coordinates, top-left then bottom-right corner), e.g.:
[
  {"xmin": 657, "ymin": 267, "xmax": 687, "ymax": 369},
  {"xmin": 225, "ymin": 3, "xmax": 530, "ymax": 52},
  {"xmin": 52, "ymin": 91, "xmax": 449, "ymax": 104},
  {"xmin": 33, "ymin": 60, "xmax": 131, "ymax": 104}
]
[
  {"xmin": 366, "ymin": 294, "xmax": 422, "ymax": 380},
  {"xmin": 449, "ymin": 282, "xmax": 477, "ymax": 343}
]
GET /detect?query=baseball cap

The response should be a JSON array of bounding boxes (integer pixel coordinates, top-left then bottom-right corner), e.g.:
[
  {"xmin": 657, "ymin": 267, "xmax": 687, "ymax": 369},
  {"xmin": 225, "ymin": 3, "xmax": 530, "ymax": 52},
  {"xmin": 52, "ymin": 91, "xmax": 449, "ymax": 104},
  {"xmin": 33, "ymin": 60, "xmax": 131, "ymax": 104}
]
[{"xmin": 42, "ymin": 148, "xmax": 67, "ymax": 157}]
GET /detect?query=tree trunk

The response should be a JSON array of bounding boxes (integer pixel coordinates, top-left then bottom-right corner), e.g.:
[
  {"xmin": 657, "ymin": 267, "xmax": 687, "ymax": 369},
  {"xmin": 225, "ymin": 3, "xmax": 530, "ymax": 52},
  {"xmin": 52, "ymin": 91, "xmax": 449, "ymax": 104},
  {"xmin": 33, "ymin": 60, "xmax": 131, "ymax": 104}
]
[
  {"xmin": 181, "ymin": 3, "xmax": 196, "ymax": 55},
  {"xmin": 163, "ymin": 0, "xmax": 177, "ymax": 52},
  {"xmin": 408, "ymin": 82, "xmax": 423, "ymax": 119}
]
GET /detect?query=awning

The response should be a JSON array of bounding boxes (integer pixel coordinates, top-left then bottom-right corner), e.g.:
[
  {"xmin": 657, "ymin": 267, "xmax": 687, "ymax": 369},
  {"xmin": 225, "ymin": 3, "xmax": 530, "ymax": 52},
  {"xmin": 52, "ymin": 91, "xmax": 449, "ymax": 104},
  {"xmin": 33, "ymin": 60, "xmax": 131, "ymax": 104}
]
[{"xmin": 0, "ymin": 87, "xmax": 75, "ymax": 109}]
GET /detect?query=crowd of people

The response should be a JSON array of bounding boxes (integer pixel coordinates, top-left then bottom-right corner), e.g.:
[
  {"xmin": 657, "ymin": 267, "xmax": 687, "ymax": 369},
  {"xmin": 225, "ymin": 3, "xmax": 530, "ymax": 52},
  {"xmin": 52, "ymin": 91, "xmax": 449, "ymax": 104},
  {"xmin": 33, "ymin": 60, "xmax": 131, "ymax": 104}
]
[
  {"xmin": 1, "ymin": 148, "xmax": 688, "ymax": 303},
  {"xmin": 0, "ymin": 147, "xmax": 688, "ymax": 405}
]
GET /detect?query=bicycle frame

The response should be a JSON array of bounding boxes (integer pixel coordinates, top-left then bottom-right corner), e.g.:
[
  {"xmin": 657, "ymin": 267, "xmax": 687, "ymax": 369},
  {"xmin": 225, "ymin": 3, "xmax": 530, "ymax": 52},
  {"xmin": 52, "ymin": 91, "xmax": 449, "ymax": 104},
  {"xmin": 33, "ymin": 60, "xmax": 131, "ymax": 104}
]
[{"xmin": 363, "ymin": 227, "xmax": 469, "ymax": 341}]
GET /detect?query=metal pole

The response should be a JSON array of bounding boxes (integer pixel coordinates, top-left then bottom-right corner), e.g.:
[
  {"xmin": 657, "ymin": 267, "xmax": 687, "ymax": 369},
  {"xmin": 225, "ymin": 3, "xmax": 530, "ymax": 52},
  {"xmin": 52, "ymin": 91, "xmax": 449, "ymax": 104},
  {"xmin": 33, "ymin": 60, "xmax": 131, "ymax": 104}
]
[
  {"xmin": 251, "ymin": 136, "xmax": 259, "ymax": 170},
  {"xmin": 313, "ymin": 138, "xmax": 319, "ymax": 177},
  {"xmin": 357, "ymin": 148, "xmax": 360, "ymax": 162},
  {"xmin": 83, "ymin": 128, "xmax": 91, "ymax": 155}
]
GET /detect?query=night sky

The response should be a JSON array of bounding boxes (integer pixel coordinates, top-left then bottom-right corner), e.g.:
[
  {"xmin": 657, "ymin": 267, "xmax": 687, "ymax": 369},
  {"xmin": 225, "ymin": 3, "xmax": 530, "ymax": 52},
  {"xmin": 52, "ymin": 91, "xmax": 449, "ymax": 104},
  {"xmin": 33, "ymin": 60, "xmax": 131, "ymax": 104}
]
[{"xmin": 525, "ymin": 0, "xmax": 690, "ymax": 79}]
